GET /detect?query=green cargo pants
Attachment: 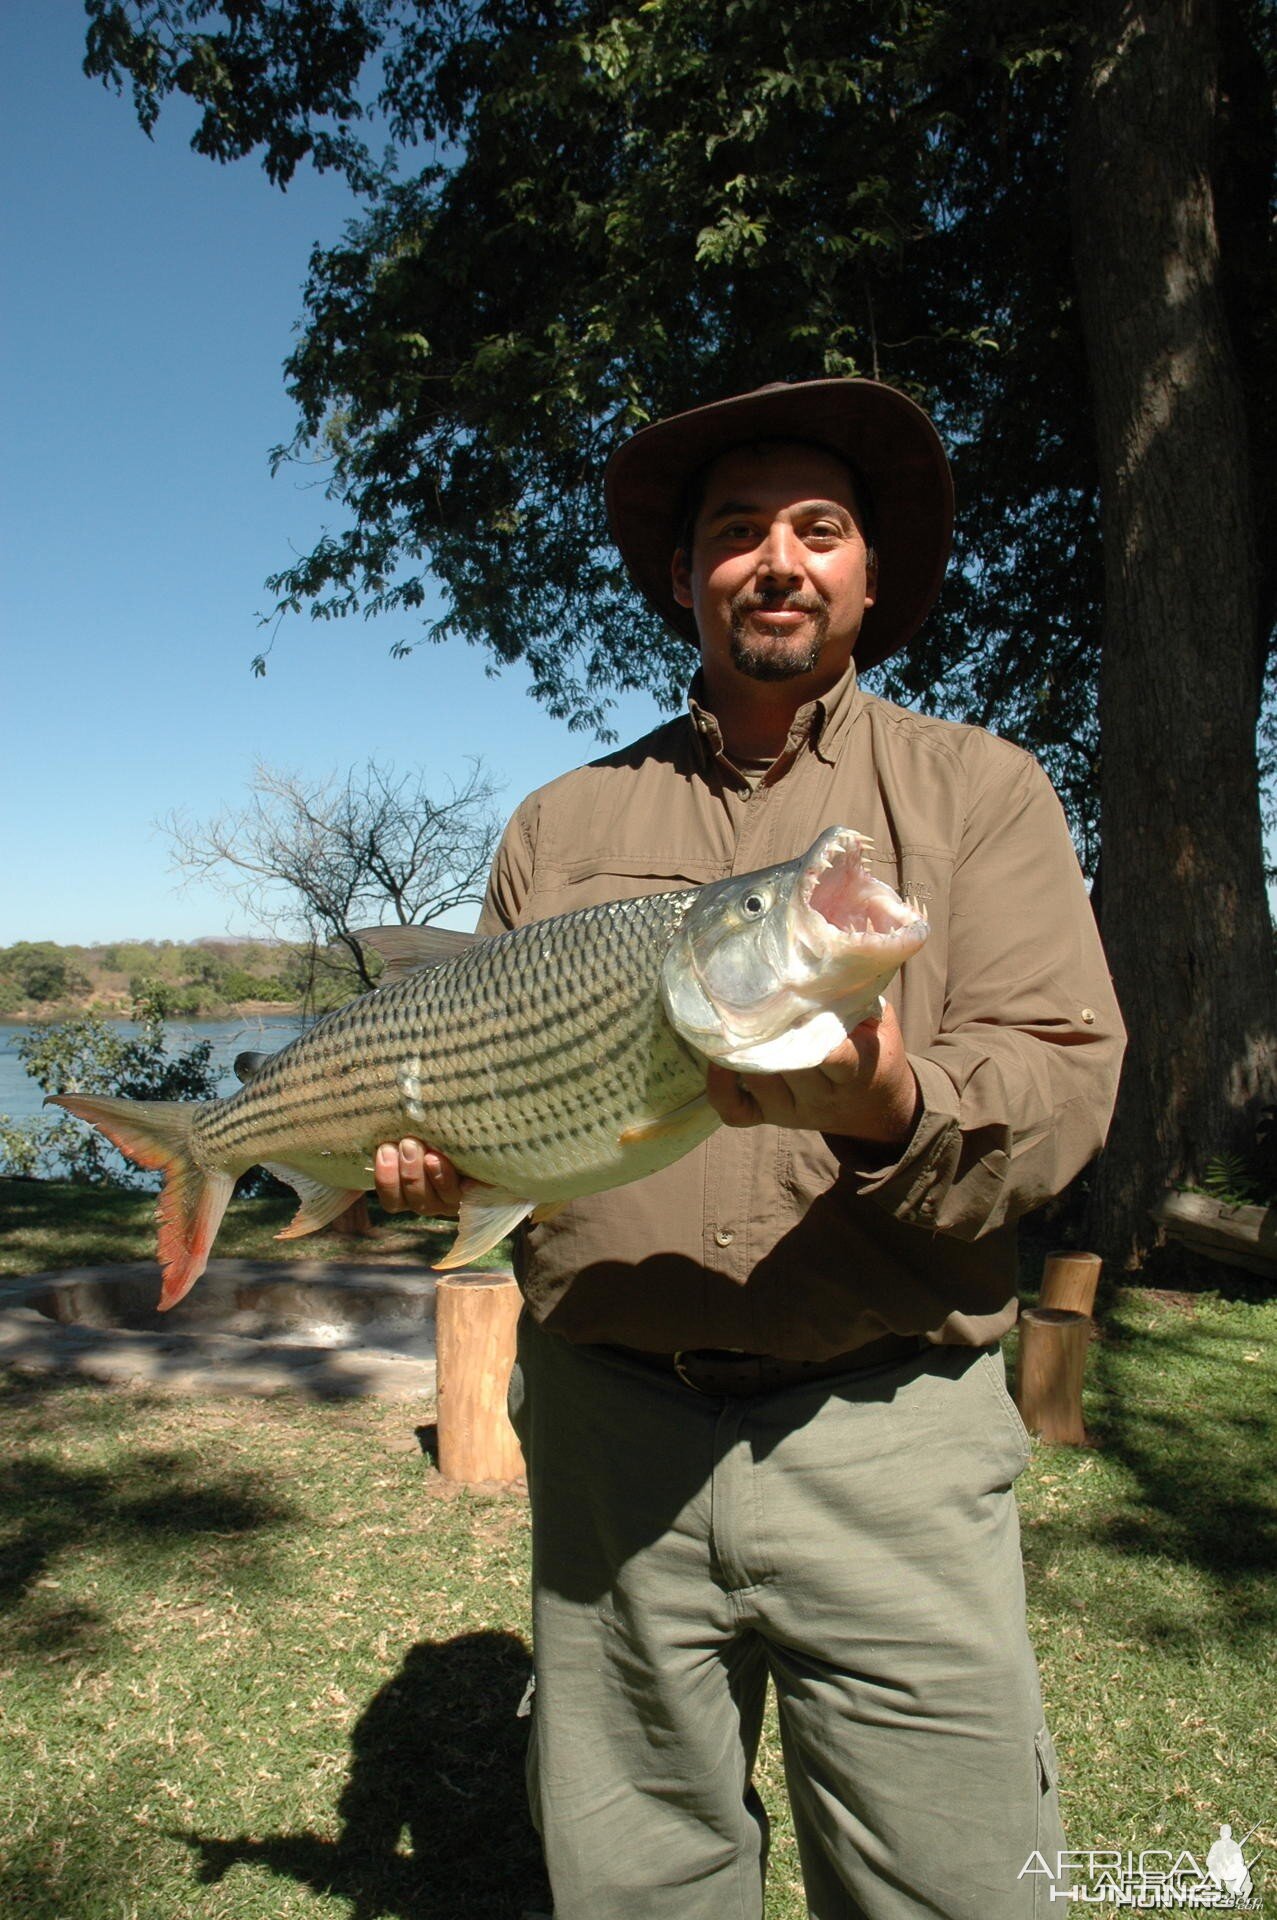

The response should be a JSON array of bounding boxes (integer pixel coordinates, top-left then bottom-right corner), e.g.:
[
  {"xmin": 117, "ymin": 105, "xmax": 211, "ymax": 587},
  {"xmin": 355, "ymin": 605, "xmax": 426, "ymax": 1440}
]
[{"xmin": 508, "ymin": 1314, "xmax": 1065, "ymax": 1920}]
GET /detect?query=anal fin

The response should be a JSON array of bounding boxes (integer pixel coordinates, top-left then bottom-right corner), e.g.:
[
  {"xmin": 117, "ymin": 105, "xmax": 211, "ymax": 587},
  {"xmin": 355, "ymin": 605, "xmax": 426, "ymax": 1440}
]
[
  {"xmin": 432, "ymin": 1186, "xmax": 535, "ymax": 1270},
  {"xmin": 265, "ymin": 1162, "xmax": 368, "ymax": 1240}
]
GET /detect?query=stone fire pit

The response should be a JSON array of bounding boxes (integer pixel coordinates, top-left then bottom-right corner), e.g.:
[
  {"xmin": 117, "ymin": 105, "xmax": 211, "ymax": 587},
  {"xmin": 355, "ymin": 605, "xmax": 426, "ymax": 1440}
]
[{"xmin": 0, "ymin": 1259, "xmax": 440, "ymax": 1399}]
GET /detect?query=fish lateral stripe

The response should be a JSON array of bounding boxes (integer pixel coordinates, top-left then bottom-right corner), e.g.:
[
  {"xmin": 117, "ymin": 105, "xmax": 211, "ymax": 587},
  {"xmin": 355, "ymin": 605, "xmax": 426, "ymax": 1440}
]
[{"xmin": 49, "ymin": 833, "xmax": 924, "ymax": 1306}]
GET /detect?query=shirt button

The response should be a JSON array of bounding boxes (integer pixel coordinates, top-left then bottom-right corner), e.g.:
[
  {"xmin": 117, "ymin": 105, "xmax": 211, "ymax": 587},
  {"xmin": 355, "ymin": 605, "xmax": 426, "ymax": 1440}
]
[
  {"xmin": 1080, "ymin": 1007, "xmax": 1096, "ymax": 1024},
  {"xmin": 714, "ymin": 1227, "xmax": 735, "ymax": 1247}
]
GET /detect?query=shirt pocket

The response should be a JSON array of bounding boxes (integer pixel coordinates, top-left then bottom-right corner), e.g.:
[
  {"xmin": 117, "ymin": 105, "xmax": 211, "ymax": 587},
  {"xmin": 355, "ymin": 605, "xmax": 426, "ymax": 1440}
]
[
  {"xmin": 779, "ymin": 1126, "xmax": 844, "ymax": 1214},
  {"xmin": 524, "ymin": 855, "xmax": 723, "ymax": 921}
]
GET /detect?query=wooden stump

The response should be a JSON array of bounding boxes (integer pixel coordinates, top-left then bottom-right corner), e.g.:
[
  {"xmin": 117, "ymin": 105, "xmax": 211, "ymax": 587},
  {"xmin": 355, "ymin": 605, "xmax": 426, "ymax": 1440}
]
[
  {"xmin": 435, "ymin": 1271, "xmax": 525, "ymax": 1487},
  {"xmin": 326, "ymin": 1196, "xmax": 377, "ymax": 1238},
  {"xmin": 1014, "ymin": 1308, "xmax": 1091, "ymax": 1446},
  {"xmin": 1039, "ymin": 1249, "xmax": 1102, "ymax": 1317}
]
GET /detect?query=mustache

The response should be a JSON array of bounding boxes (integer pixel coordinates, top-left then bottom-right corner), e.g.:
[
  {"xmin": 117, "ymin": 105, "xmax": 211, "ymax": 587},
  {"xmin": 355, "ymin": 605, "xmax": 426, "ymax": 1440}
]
[{"xmin": 730, "ymin": 590, "xmax": 824, "ymax": 617}]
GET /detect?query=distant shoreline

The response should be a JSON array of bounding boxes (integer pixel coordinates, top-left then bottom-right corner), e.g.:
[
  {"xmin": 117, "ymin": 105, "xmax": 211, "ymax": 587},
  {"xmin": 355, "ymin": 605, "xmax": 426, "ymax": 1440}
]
[{"xmin": 0, "ymin": 1000, "xmax": 305, "ymax": 1024}]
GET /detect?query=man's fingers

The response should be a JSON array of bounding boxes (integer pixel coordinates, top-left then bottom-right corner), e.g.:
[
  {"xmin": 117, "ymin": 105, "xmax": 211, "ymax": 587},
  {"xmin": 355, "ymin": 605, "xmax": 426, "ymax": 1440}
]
[
  {"xmin": 422, "ymin": 1147, "xmax": 462, "ymax": 1212},
  {"xmin": 374, "ymin": 1143, "xmax": 406, "ymax": 1212},
  {"xmin": 396, "ymin": 1137, "xmax": 432, "ymax": 1211},
  {"xmin": 706, "ymin": 1063, "xmax": 765, "ymax": 1128},
  {"xmin": 373, "ymin": 1139, "xmax": 462, "ymax": 1216}
]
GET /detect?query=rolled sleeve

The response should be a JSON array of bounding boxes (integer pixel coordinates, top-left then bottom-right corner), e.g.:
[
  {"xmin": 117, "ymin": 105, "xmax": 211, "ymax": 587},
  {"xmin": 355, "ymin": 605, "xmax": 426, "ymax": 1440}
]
[{"xmin": 837, "ymin": 748, "xmax": 1125, "ymax": 1238}]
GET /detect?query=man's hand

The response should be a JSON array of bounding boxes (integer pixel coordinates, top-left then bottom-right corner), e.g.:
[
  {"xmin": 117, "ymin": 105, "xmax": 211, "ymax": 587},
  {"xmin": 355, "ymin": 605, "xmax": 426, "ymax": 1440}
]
[
  {"xmin": 373, "ymin": 1139, "xmax": 464, "ymax": 1216},
  {"xmin": 705, "ymin": 1001, "xmax": 922, "ymax": 1148}
]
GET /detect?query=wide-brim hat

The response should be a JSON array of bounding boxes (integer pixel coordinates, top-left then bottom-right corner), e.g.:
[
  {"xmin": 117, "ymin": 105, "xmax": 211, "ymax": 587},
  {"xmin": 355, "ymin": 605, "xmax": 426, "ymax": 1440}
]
[{"xmin": 604, "ymin": 378, "xmax": 953, "ymax": 671}]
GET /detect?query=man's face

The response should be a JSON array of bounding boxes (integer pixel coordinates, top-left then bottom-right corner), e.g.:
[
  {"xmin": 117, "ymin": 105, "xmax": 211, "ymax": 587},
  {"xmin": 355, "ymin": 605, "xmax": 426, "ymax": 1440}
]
[{"xmin": 670, "ymin": 441, "xmax": 877, "ymax": 692}]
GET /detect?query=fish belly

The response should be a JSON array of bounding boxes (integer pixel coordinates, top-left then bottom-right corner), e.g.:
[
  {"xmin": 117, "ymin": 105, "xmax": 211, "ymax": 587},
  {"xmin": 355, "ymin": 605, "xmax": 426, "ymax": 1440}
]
[{"xmin": 192, "ymin": 891, "xmax": 712, "ymax": 1205}]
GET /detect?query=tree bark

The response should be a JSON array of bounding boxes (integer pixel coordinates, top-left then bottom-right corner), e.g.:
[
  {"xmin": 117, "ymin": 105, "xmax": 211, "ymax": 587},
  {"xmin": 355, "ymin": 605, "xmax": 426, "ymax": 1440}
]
[{"xmin": 1069, "ymin": 0, "xmax": 1277, "ymax": 1265}]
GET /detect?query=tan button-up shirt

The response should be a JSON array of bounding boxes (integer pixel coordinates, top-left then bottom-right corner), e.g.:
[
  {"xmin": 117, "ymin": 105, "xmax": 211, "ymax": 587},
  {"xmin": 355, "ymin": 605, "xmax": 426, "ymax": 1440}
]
[{"xmin": 477, "ymin": 664, "xmax": 1125, "ymax": 1359}]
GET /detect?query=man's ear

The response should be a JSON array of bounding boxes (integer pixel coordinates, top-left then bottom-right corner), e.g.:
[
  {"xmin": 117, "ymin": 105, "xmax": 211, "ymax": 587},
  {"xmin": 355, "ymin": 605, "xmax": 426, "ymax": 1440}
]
[
  {"xmin": 863, "ymin": 549, "xmax": 879, "ymax": 610},
  {"xmin": 671, "ymin": 547, "xmax": 694, "ymax": 610}
]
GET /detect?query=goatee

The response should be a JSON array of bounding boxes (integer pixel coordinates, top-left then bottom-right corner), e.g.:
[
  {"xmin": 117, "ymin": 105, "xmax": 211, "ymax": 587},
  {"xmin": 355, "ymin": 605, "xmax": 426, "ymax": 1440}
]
[{"xmin": 728, "ymin": 592, "xmax": 829, "ymax": 681}]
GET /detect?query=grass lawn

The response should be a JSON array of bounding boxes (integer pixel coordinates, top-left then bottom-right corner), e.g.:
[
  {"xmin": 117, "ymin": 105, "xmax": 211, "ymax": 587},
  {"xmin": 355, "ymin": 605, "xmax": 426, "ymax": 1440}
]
[
  {"xmin": 0, "ymin": 1191, "xmax": 1272, "ymax": 1914},
  {"xmin": 0, "ymin": 1176, "xmax": 508, "ymax": 1281}
]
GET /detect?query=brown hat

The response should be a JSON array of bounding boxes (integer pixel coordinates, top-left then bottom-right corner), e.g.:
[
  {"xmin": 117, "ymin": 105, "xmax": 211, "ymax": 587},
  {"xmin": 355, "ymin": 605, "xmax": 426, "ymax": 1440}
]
[{"xmin": 604, "ymin": 378, "xmax": 953, "ymax": 671}]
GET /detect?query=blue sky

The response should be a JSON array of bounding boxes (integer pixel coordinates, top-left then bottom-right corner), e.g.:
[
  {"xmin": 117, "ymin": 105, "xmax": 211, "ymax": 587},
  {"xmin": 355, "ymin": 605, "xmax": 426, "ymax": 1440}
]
[{"xmin": 0, "ymin": 0, "xmax": 662, "ymax": 945}]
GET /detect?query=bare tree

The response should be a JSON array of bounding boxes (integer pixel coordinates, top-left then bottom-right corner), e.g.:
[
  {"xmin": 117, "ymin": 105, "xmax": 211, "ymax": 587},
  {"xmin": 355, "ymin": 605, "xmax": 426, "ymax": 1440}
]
[{"xmin": 166, "ymin": 759, "xmax": 502, "ymax": 997}]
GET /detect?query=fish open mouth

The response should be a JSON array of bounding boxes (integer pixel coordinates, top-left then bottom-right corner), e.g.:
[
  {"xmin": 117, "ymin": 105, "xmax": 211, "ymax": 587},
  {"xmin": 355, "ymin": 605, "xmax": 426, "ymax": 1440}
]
[{"xmin": 801, "ymin": 830, "xmax": 926, "ymax": 944}]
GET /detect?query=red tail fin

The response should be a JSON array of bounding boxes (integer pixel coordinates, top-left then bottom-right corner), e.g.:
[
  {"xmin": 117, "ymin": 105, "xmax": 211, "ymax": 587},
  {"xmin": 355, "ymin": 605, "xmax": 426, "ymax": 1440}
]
[{"xmin": 46, "ymin": 1094, "xmax": 234, "ymax": 1309}]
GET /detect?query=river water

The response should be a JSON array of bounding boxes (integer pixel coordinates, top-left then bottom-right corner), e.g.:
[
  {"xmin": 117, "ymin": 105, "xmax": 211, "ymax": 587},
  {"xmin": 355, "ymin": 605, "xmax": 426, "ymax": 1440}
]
[{"xmin": 0, "ymin": 1015, "xmax": 305, "ymax": 1126}]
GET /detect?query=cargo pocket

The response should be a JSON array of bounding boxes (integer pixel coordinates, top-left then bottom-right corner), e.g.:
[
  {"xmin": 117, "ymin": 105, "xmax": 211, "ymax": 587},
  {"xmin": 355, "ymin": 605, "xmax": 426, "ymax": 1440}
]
[
  {"xmin": 978, "ymin": 1347, "xmax": 1034, "ymax": 1477},
  {"xmin": 1032, "ymin": 1724, "xmax": 1065, "ymax": 1917},
  {"xmin": 521, "ymin": 1671, "xmax": 544, "ymax": 1840},
  {"xmin": 507, "ymin": 1351, "xmax": 530, "ymax": 1465}
]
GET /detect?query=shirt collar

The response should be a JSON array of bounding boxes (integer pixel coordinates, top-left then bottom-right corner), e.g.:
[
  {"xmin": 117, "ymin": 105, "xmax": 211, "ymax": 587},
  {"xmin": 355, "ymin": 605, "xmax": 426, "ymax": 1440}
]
[{"xmin": 687, "ymin": 659, "xmax": 862, "ymax": 776}]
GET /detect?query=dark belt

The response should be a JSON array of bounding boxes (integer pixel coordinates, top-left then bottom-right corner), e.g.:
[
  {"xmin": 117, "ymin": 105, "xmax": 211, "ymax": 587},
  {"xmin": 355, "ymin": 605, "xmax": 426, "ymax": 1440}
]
[{"xmin": 614, "ymin": 1332, "xmax": 928, "ymax": 1398}]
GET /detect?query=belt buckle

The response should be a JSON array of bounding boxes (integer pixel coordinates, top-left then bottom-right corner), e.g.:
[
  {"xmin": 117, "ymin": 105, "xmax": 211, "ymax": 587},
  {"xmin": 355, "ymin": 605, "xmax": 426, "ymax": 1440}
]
[
  {"xmin": 673, "ymin": 1347, "xmax": 755, "ymax": 1396},
  {"xmin": 672, "ymin": 1349, "xmax": 707, "ymax": 1394}
]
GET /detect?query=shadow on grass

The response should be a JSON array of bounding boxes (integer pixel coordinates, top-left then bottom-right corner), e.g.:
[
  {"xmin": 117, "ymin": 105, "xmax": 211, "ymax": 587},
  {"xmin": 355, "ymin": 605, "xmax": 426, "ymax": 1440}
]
[
  {"xmin": 1027, "ymin": 1301, "xmax": 1276, "ymax": 1648},
  {"xmin": 0, "ymin": 1375, "xmax": 293, "ymax": 1658},
  {"xmin": 183, "ymin": 1628, "xmax": 549, "ymax": 1920}
]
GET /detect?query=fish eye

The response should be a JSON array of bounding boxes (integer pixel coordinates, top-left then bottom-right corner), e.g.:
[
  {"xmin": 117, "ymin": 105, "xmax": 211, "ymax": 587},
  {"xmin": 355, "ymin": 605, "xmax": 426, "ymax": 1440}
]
[{"xmin": 741, "ymin": 892, "xmax": 766, "ymax": 916}]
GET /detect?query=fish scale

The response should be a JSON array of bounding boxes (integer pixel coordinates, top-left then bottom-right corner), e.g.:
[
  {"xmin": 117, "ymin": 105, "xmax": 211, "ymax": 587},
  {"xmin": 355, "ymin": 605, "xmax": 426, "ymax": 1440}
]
[
  {"xmin": 47, "ymin": 827, "xmax": 928, "ymax": 1309},
  {"xmin": 191, "ymin": 889, "xmax": 706, "ymax": 1197}
]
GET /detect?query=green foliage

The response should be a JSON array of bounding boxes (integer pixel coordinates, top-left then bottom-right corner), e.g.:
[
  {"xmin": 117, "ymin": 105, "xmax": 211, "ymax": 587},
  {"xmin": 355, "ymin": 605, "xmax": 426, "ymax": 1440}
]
[
  {"xmin": 0, "ymin": 940, "xmax": 90, "ymax": 1005},
  {"xmin": 82, "ymin": 0, "xmax": 1275, "ymax": 872},
  {"xmin": 0, "ymin": 987, "xmax": 220, "ymax": 1188},
  {"xmin": 1201, "ymin": 1153, "xmax": 1267, "ymax": 1209},
  {"xmin": 220, "ymin": 966, "xmax": 296, "ymax": 1003},
  {"xmin": 77, "ymin": 0, "xmax": 1115, "ymax": 849},
  {"xmin": 1197, "ymin": 1107, "xmax": 1277, "ymax": 1208},
  {"xmin": 0, "ymin": 938, "xmax": 319, "ymax": 1015}
]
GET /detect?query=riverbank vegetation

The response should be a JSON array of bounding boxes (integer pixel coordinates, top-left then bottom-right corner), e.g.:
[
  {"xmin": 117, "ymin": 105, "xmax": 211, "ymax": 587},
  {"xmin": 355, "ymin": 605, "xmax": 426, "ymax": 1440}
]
[{"xmin": 0, "ymin": 938, "xmax": 345, "ymax": 1020}]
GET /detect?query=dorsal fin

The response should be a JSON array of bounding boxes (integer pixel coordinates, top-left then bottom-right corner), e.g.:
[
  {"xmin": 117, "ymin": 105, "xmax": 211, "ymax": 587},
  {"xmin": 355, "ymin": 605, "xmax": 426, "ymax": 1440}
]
[{"xmin": 352, "ymin": 923, "xmax": 482, "ymax": 983}]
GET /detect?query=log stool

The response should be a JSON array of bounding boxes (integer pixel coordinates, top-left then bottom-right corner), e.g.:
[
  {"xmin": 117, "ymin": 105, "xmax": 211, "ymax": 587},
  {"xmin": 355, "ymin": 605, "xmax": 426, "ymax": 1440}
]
[
  {"xmin": 435, "ymin": 1270, "xmax": 525, "ymax": 1486},
  {"xmin": 1013, "ymin": 1252, "xmax": 1102, "ymax": 1447},
  {"xmin": 1038, "ymin": 1249, "xmax": 1102, "ymax": 1317}
]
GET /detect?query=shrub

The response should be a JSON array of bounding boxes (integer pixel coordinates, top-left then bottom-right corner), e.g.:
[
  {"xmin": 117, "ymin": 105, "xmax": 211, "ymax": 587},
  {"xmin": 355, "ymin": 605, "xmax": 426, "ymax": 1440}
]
[{"xmin": 0, "ymin": 985, "xmax": 220, "ymax": 1187}]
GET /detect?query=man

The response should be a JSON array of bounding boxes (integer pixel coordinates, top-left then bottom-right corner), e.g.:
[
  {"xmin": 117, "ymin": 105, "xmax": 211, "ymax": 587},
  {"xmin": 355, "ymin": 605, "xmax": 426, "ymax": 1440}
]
[{"xmin": 376, "ymin": 379, "xmax": 1125, "ymax": 1919}]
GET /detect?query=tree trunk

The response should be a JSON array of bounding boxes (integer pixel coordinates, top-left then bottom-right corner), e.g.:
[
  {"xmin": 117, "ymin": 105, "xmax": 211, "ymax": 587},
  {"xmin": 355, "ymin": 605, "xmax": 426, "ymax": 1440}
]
[{"xmin": 1069, "ymin": 0, "xmax": 1277, "ymax": 1266}]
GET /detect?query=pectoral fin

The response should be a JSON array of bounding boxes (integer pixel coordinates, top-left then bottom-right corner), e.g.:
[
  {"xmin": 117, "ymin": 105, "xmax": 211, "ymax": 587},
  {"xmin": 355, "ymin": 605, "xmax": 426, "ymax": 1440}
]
[
  {"xmin": 530, "ymin": 1199, "xmax": 568, "ymax": 1224},
  {"xmin": 265, "ymin": 1162, "xmax": 367, "ymax": 1239},
  {"xmin": 432, "ymin": 1187, "xmax": 535, "ymax": 1270},
  {"xmin": 619, "ymin": 1093, "xmax": 713, "ymax": 1147}
]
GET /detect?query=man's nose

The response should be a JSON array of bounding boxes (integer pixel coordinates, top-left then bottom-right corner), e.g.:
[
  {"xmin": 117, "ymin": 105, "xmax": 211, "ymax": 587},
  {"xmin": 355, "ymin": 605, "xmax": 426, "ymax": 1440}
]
[{"xmin": 756, "ymin": 519, "xmax": 802, "ymax": 582}]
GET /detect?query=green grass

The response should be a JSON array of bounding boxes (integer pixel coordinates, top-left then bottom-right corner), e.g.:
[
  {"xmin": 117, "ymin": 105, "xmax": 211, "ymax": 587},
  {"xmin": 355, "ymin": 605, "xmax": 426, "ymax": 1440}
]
[
  {"xmin": 0, "ymin": 1287, "xmax": 1272, "ymax": 1917},
  {"xmin": 0, "ymin": 1177, "xmax": 509, "ymax": 1280}
]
